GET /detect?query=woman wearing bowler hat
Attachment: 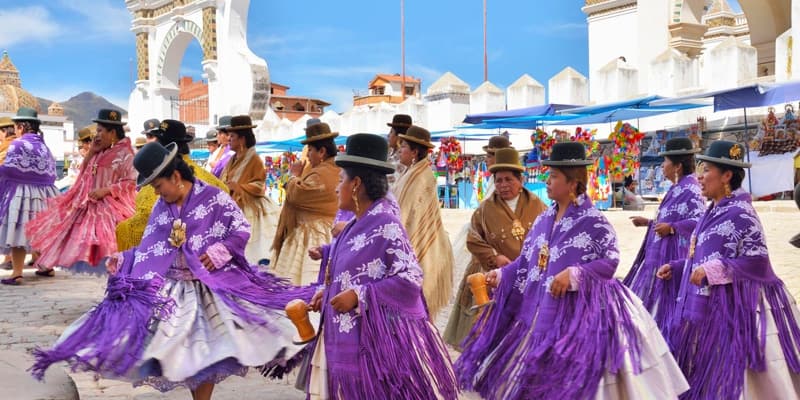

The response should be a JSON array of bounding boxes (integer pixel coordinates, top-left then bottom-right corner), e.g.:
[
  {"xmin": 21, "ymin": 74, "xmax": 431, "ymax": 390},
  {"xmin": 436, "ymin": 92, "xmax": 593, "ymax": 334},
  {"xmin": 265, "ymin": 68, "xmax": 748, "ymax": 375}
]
[
  {"xmin": 658, "ymin": 140, "xmax": 800, "ymax": 399},
  {"xmin": 443, "ymin": 148, "xmax": 545, "ymax": 349},
  {"xmin": 115, "ymin": 119, "xmax": 227, "ymax": 252},
  {"xmin": 301, "ymin": 133, "xmax": 458, "ymax": 399},
  {"xmin": 623, "ymin": 137, "xmax": 705, "ymax": 331},
  {"xmin": 33, "ymin": 142, "xmax": 311, "ymax": 400},
  {"xmin": 392, "ymin": 125, "xmax": 455, "ymax": 318},
  {"xmin": 0, "ymin": 108, "xmax": 59, "ymax": 285},
  {"xmin": 455, "ymin": 142, "xmax": 688, "ymax": 399},
  {"xmin": 26, "ymin": 109, "xmax": 136, "ymax": 275},
  {"xmin": 220, "ymin": 115, "xmax": 279, "ymax": 263},
  {"xmin": 271, "ymin": 122, "xmax": 340, "ymax": 285}
]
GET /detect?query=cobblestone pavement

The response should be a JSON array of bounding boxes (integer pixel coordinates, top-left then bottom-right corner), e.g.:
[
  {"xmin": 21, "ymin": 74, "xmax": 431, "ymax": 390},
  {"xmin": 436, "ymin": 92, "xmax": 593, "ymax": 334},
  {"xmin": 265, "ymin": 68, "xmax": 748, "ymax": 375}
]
[{"xmin": 1, "ymin": 202, "xmax": 797, "ymax": 399}]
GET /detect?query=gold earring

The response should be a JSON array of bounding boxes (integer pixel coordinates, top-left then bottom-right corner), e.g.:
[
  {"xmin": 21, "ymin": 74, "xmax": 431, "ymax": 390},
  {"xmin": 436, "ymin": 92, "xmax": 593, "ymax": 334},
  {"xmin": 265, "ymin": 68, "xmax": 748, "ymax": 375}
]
[
  {"xmin": 569, "ymin": 192, "xmax": 577, "ymax": 206},
  {"xmin": 352, "ymin": 188, "xmax": 360, "ymax": 214},
  {"xmin": 724, "ymin": 183, "xmax": 732, "ymax": 197}
]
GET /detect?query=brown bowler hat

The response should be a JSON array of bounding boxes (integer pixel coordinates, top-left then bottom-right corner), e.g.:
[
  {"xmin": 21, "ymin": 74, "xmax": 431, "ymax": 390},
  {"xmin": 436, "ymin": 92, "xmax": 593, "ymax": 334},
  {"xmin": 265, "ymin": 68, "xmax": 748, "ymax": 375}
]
[
  {"xmin": 387, "ymin": 114, "xmax": 412, "ymax": 128},
  {"xmin": 489, "ymin": 148, "xmax": 524, "ymax": 173},
  {"xmin": 226, "ymin": 115, "xmax": 257, "ymax": 131},
  {"xmin": 77, "ymin": 124, "xmax": 96, "ymax": 141},
  {"xmin": 301, "ymin": 122, "xmax": 339, "ymax": 145},
  {"xmin": 398, "ymin": 125, "xmax": 434, "ymax": 148},
  {"xmin": 0, "ymin": 116, "xmax": 12, "ymax": 128},
  {"xmin": 482, "ymin": 135, "xmax": 511, "ymax": 153}
]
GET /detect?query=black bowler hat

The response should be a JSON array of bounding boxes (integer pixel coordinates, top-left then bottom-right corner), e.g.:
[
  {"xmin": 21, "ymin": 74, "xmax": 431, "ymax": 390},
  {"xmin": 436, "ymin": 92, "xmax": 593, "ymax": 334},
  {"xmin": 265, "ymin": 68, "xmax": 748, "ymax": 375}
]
[
  {"xmin": 542, "ymin": 142, "xmax": 593, "ymax": 166},
  {"xmin": 659, "ymin": 137, "xmax": 700, "ymax": 156},
  {"xmin": 305, "ymin": 118, "xmax": 321, "ymax": 131},
  {"xmin": 12, "ymin": 107, "xmax": 40, "ymax": 123},
  {"xmin": 155, "ymin": 119, "xmax": 193, "ymax": 145},
  {"xmin": 216, "ymin": 115, "xmax": 233, "ymax": 131},
  {"xmin": 134, "ymin": 142, "xmax": 178, "ymax": 187},
  {"xmin": 142, "ymin": 118, "xmax": 160, "ymax": 135},
  {"xmin": 335, "ymin": 133, "xmax": 395, "ymax": 174},
  {"xmin": 93, "ymin": 108, "xmax": 126, "ymax": 126},
  {"xmin": 696, "ymin": 140, "xmax": 751, "ymax": 168},
  {"xmin": 205, "ymin": 129, "xmax": 218, "ymax": 143}
]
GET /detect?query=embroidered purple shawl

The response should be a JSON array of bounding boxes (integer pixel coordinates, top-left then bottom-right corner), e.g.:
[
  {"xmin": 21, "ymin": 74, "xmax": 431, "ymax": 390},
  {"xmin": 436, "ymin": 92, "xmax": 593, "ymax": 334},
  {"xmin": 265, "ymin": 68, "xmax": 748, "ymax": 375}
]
[
  {"xmin": 0, "ymin": 133, "xmax": 56, "ymax": 212},
  {"xmin": 308, "ymin": 197, "xmax": 457, "ymax": 400},
  {"xmin": 455, "ymin": 193, "xmax": 643, "ymax": 400},
  {"xmin": 668, "ymin": 188, "xmax": 800, "ymax": 399},
  {"xmin": 31, "ymin": 181, "xmax": 312, "ymax": 380},
  {"xmin": 624, "ymin": 175, "xmax": 704, "ymax": 327},
  {"xmin": 212, "ymin": 145, "xmax": 235, "ymax": 178}
]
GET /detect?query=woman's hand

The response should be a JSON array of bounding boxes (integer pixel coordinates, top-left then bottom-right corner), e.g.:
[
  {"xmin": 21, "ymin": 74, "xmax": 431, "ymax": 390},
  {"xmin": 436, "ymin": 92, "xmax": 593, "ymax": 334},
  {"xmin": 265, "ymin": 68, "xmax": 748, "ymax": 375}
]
[
  {"xmin": 88, "ymin": 187, "xmax": 111, "ymax": 200},
  {"xmin": 549, "ymin": 269, "xmax": 571, "ymax": 298},
  {"xmin": 495, "ymin": 254, "xmax": 512, "ymax": 268},
  {"xmin": 690, "ymin": 267, "xmax": 706, "ymax": 286},
  {"xmin": 309, "ymin": 290, "xmax": 324, "ymax": 312},
  {"xmin": 199, "ymin": 253, "xmax": 216, "ymax": 271},
  {"xmin": 485, "ymin": 269, "xmax": 500, "ymax": 288},
  {"xmin": 308, "ymin": 246, "xmax": 322, "ymax": 261},
  {"xmin": 290, "ymin": 160, "xmax": 306, "ymax": 177},
  {"xmin": 330, "ymin": 289, "xmax": 358, "ymax": 313},
  {"xmin": 654, "ymin": 223, "xmax": 674, "ymax": 237},
  {"xmin": 656, "ymin": 264, "xmax": 672, "ymax": 280},
  {"xmin": 629, "ymin": 216, "xmax": 650, "ymax": 227},
  {"xmin": 331, "ymin": 221, "xmax": 348, "ymax": 238},
  {"xmin": 105, "ymin": 256, "xmax": 119, "ymax": 275}
]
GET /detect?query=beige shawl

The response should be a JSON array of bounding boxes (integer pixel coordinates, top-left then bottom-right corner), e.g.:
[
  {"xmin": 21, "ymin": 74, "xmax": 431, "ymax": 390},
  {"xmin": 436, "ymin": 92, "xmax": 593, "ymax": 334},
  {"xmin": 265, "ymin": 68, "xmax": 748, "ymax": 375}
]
[{"xmin": 393, "ymin": 159, "xmax": 454, "ymax": 316}]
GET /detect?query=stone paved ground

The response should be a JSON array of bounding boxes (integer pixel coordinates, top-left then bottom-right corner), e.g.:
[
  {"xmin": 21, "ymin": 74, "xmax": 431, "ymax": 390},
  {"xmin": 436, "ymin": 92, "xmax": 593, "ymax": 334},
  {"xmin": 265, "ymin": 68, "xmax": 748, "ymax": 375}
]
[{"xmin": 0, "ymin": 202, "xmax": 797, "ymax": 399}]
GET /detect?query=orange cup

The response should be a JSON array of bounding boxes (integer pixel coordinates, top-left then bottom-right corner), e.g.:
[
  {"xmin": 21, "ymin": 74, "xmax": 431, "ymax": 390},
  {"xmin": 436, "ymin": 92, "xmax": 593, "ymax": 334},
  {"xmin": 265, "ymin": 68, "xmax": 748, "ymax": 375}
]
[
  {"xmin": 286, "ymin": 299, "xmax": 315, "ymax": 344},
  {"xmin": 467, "ymin": 273, "xmax": 491, "ymax": 307}
]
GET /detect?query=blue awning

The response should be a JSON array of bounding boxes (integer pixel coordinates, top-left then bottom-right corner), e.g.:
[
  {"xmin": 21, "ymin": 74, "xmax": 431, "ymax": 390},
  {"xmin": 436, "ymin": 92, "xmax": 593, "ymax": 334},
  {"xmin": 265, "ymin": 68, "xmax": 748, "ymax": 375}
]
[
  {"xmin": 649, "ymin": 80, "xmax": 800, "ymax": 112},
  {"xmin": 462, "ymin": 103, "xmax": 577, "ymax": 124},
  {"xmin": 548, "ymin": 104, "xmax": 705, "ymax": 125},
  {"xmin": 558, "ymin": 95, "xmax": 664, "ymax": 115}
]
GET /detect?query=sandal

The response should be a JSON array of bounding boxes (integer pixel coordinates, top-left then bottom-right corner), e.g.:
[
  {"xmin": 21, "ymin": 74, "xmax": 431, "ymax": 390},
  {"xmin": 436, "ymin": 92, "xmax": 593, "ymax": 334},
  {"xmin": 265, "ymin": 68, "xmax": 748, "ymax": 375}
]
[
  {"xmin": 1, "ymin": 276, "xmax": 22, "ymax": 285},
  {"xmin": 35, "ymin": 268, "xmax": 55, "ymax": 277},
  {"xmin": 0, "ymin": 261, "xmax": 11, "ymax": 270}
]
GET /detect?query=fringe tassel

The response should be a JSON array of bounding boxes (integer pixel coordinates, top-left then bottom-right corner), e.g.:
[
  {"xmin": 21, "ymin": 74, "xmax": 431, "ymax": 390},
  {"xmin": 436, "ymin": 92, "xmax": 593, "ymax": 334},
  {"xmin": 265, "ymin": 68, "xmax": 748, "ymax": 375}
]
[
  {"xmin": 30, "ymin": 275, "xmax": 173, "ymax": 380},
  {"xmin": 518, "ymin": 279, "xmax": 642, "ymax": 400},
  {"xmin": 331, "ymin": 285, "xmax": 458, "ymax": 400}
]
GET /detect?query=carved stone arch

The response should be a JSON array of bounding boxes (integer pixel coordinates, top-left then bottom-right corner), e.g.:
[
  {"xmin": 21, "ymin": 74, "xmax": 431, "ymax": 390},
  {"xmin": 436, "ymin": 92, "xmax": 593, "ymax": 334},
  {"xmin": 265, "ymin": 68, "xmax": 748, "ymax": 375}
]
[
  {"xmin": 127, "ymin": 0, "xmax": 268, "ymax": 131},
  {"xmin": 157, "ymin": 19, "xmax": 205, "ymax": 89}
]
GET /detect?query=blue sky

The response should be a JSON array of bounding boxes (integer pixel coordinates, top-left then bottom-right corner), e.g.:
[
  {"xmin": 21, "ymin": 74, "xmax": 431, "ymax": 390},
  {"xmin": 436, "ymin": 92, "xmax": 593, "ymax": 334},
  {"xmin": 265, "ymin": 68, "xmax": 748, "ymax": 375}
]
[{"xmin": 0, "ymin": 1, "xmax": 741, "ymax": 112}]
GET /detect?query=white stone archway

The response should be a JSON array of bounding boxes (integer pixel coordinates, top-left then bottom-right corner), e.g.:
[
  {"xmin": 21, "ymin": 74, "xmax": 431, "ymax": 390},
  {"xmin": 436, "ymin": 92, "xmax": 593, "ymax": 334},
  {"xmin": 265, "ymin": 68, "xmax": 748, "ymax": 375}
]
[{"xmin": 126, "ymin": 0, "xmax": 269, "ymax": 131}]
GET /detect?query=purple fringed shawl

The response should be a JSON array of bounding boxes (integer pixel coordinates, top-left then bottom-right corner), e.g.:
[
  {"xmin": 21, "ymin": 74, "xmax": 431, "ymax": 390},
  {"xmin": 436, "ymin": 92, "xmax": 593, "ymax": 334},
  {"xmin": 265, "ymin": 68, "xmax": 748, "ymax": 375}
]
[
  {"xmin": 624, "ymin": 174, "xmax": 704, "ymax": 328},
  {"xmin": 308, "ymin": 197, "xmax": 458, "ymax": 400},
  {"xmin": 668, "ymin": 188, "xmax": 800, "ymax": 399},
  {"xmin": 455, "ymin": 194, "xmax": 643, "ymax": 400},
  {"xmin": 211, "ymin": 145, "xmax": 235, "ymax": 178},
  {"xmin": 31, "ymin": 181, "xmax": 313, "ymax": 380},
  {"xmin": 0, "ymin": 133, "xmax": 56, "ymax": 212}
]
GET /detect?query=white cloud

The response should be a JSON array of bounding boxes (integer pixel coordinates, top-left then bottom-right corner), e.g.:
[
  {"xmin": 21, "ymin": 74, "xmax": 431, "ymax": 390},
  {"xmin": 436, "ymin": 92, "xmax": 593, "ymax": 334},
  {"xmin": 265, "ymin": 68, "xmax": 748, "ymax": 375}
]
[
  {"xmin": 313, "ymin": 85, "xmax": 357, "ymax": 113},
  {"xmin": 407, "ymin": 64, "xmax": 444, "ymax": 88},
  {"xmin": 0, "ymin": 6, "xmax": 62, "ymax": 47},
  {"xmin": 526, "ymin": 22, "xmax": 585, "ymax": 37},
  {"xmin": 56, "ymin": 0, "xmax": 132, "ymax": 42}
]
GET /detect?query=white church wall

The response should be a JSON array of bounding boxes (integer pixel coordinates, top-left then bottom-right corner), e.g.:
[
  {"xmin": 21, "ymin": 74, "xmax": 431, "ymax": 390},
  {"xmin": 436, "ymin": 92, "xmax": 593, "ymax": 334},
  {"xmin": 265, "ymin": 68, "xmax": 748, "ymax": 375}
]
[{"xmin": 587, "ymin": 8, "xmax": 638, "ymax": 102}]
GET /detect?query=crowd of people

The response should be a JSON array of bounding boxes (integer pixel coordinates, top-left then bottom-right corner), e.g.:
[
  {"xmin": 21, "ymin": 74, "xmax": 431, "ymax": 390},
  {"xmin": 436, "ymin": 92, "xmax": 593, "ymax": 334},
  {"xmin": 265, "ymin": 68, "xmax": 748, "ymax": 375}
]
[{"xmin": 0, "ymin": 107, "xmax": 799, "ymax": 399}]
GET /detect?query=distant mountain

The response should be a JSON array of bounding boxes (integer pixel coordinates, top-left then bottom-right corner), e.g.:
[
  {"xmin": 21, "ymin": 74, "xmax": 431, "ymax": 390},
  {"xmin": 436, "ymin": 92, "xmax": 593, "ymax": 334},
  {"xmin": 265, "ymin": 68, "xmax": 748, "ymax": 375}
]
[{"xmin": 36, "ymin": 92, "xmax": 127, "ymax": 138}]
